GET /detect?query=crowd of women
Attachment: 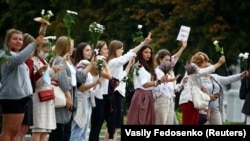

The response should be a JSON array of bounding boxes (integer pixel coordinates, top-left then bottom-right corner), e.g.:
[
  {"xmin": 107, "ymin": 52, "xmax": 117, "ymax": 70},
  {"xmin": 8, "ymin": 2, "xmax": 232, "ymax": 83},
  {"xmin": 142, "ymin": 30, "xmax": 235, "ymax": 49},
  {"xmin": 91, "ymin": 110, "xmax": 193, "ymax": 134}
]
[{"xmin": 0, "ymin": 28, "xmax": 249, "ymax": 141}]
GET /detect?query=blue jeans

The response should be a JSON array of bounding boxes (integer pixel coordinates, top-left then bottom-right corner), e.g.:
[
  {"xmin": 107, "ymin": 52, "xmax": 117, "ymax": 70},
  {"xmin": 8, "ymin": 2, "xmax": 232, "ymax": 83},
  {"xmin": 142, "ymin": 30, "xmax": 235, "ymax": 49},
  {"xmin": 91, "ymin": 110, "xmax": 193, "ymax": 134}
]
[{"xmin": 70, "ymin": 97, "xmax": 92, "ymax": 141}]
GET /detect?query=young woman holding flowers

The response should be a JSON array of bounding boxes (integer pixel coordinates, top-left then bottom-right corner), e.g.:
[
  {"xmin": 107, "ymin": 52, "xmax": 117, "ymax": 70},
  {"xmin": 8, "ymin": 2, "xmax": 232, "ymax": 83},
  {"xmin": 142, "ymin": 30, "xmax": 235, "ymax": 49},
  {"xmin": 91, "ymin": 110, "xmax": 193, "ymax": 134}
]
[
  {"xmin": 126, "ymin": 44, "xmax": 169, "ymax": 125},
  {"xmin": 179, "ymin": 52, "xmax": 226, "ymax": 125},
  {"xmin": 0, "ymin": 29, "xmax": 44, "ymax": 141},
  {"xmin": 153, "ymin": 41, "xmax": 187, "ymax": 125},
  {"xmin": 15, "ymin": 33, "xmax": 35, "ymax": 141},
  {"xmin": 88, "ymin": 40, "xmax": 112, "ymax": 141},
  {"xmin": 48, "ymin": 36, "xmax": 92, "ymax": 141},
  {"xmin": 103, "ymin": 33, "xmax": 152, "ymax": 141},
  {"xmin": 69, "ymin": 42, "xmax": 100, "ymax": 141},
  {"xmin": 29, "ymin": 39, "xmax": 60, "ymax": 141}
]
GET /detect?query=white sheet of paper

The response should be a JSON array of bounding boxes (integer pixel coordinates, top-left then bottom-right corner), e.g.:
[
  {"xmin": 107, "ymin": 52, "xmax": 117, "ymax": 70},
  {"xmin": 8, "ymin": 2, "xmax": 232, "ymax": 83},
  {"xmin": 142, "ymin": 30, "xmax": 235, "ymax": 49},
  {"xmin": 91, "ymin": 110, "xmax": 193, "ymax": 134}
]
[{"xmin": 176, "ymin": 25, "xmax": 191, "ymax": 41}]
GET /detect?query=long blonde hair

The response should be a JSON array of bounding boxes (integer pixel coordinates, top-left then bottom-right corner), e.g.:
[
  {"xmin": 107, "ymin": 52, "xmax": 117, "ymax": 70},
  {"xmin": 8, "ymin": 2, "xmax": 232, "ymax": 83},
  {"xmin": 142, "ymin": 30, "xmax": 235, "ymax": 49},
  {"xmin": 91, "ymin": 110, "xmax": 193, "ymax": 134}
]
[
  {"xmin": 106, "ymin": 40, "xmax": 123, "ymax": 63},
  {"xmin": 54, "ymin": 36, "xmax": 71, "ymax": 57}
]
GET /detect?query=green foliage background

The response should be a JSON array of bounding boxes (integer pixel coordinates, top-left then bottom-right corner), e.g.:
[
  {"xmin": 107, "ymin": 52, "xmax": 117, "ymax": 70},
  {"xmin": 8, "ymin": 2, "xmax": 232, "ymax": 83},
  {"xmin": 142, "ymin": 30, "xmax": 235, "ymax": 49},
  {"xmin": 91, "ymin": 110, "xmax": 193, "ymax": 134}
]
[
  {"xmin": 0, "ymin": 0, "xmax": 248, "ymax": 126},
  {"xmin": 1, "ymin": 0, "xmax": 250, "ymax": 74}
]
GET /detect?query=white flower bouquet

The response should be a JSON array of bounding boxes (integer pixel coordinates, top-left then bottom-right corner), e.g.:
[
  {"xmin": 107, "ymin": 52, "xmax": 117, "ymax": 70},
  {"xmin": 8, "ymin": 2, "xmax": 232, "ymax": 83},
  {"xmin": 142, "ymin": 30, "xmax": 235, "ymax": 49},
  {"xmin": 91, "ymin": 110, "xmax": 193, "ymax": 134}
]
[
  {"xmin": 89, "ymin": 22, "xmax": 105, "ymax": 49},
  {"xmin": 96, "ymin": 55, "xmax": 106, "ymax": 76},
  {"xmin": 34, "ymin": 9, "xmax": 54, "ymax": 35},
  {"xmin": 63, "ymin": 10, "xmax": 78, "ymax": 40}
]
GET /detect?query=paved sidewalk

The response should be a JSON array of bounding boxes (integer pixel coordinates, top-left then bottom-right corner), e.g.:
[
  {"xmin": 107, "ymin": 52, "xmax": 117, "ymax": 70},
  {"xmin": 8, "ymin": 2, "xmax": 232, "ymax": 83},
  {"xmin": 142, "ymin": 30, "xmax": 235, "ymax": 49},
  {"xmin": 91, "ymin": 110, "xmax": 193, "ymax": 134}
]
[{"xmin": 25, "ymin": 129, "xmax": 121, "ymax": 141}]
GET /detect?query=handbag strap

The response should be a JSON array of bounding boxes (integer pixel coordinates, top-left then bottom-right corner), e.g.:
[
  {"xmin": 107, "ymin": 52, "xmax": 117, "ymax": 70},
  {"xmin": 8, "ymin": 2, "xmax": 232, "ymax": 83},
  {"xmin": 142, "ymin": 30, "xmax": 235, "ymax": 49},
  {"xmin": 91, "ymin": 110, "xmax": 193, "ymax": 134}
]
[
  {"xmin": 210, "ymin": 77, "xmax": 215, "ymax": 94},
  {"xmin": 51, "ymin": 79, "xmax": 59, "ymax": 86}
]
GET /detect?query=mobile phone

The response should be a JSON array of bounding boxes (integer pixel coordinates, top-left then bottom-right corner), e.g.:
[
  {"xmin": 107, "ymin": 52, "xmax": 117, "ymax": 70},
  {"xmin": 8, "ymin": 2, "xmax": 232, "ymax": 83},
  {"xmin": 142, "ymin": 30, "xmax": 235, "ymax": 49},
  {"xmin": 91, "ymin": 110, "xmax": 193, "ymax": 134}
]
[{"xmin": 214, "ymin": 93, "xmax": 220, "ymax": 98}]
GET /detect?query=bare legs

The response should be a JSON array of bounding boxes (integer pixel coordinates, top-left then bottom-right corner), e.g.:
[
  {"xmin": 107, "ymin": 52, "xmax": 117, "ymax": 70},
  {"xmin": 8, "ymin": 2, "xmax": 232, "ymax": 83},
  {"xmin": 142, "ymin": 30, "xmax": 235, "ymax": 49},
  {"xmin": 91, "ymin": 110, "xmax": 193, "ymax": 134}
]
[
  {"xmin": 16, "ymin": 125, "xmax": 29, "ymax": 141},
  {"xmin": 31, "ymin": 132, "xmax": 48, "ymax": 141},
  {"xmin": 0, "ymin": 113, "xmax": 24, "ymax": 141}
]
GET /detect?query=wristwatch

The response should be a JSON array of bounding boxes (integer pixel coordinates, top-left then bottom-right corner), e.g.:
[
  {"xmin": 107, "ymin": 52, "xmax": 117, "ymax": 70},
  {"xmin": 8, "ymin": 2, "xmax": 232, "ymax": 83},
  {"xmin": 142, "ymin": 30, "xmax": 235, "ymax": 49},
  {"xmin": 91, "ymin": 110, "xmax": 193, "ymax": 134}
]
[{"xmin": 157, "ymin": 80, "xmax": 161, "ymax": 85}]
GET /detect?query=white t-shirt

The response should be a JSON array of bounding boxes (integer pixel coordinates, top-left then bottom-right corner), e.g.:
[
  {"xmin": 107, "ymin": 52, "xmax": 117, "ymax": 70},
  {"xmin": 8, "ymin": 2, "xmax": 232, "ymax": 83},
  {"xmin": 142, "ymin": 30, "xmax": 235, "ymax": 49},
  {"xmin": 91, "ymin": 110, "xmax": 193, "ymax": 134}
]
[{"xmin": 66, "ymin": 61, "xmax": 77, "ymax": 87}]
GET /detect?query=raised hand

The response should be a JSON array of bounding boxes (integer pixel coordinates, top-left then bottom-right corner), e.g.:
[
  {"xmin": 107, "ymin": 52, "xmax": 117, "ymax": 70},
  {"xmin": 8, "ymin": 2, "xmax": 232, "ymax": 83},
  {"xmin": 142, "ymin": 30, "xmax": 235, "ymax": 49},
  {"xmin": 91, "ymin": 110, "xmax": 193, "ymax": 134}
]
[{"xmin": 143, "ymin": 32, "xmax": 152, "ymax": 44}]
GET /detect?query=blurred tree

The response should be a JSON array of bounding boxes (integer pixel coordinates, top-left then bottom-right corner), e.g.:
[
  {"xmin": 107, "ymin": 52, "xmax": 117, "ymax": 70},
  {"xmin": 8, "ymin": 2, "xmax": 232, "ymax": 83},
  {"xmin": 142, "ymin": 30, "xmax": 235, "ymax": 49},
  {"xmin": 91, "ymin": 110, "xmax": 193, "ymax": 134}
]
[{"xmin": 0, "ymin": 0, "xmax": 250, "ymax": 72}]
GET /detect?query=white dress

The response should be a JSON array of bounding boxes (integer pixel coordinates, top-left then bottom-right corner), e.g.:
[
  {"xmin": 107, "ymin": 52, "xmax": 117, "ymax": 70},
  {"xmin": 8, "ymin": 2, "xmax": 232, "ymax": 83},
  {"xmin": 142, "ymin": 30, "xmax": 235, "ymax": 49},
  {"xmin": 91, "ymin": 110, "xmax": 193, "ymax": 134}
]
[{"xmin": 30, "ymin": 56, "xmax": 56, "ymax": 132}]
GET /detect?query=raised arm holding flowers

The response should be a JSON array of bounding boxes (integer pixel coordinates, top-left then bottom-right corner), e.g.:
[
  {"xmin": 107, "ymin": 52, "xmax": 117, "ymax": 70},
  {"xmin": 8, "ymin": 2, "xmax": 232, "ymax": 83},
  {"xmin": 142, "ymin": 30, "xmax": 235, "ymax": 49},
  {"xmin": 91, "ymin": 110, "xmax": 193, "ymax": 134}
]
[
  {"xmin": 34, "ymin": 9, "xmax": 54, "ymax": 35},
  {"xmin": 213, "ymin": 40, "xmax": 229, "ymax": 75},
  {"xmin": 124, "ymin": 32, "xmax": 151, "ymax": 80}
]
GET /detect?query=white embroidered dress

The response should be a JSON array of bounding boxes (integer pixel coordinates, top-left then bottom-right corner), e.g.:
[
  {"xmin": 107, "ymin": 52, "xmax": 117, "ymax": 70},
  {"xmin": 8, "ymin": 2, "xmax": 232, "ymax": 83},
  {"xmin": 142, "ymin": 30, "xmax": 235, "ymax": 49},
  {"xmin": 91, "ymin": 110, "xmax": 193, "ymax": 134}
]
[{"xmin": 30, "ymin": 56, "xmax": 56, "ymax": 131}]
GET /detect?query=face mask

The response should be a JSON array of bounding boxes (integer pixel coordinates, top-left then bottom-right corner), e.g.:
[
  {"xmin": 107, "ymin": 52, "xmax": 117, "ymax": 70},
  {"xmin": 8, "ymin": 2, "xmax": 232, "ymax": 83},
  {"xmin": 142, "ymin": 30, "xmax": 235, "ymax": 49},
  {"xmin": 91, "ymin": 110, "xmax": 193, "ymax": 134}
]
[{"xmin": 38, "ymin": 50, "xmax": 49, "ymax": 59}]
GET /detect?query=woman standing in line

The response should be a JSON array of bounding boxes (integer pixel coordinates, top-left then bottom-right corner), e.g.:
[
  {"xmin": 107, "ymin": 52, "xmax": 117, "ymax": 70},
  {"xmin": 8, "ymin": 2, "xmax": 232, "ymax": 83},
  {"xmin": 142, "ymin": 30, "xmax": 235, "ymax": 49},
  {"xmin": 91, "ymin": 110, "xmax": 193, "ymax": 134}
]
[
  {"xmin": 30, "ymin": 39, "xmax": 61, "ymax": 141},
  {"xmin": 0, "ymin": 29, "xmax": 43, "ymax": 141},
  {"xmin": 126, "ymin": 44, "xmax": 168, "ymax": 125},
  {"xmin": 70, "ymin": 42, "xmax": 100, "ymax": 141},
  {"xmin": 179, "ymin": 52, "xmax": 225, "ymax": 125},
  {"xmin": 154, "ymin": 41, "xmax": 187, "ymax": 125},
  {"xmin": 88, "ymin": 41, "xmax": 112, "ymax": 141},
  {"xmin": 48, "ymin": 36, "xmax": 92, "ymax": 141},
  {"xmin": 201, "ymin": 61, "xmax": 248, "ymax": 125},
  {"xmin": 15, "ymin": 33, "xmax": 35, "ymax": 141},
  {"xmin": 104, "ymin": 33, "xmax": 151, "ymax": 140}
]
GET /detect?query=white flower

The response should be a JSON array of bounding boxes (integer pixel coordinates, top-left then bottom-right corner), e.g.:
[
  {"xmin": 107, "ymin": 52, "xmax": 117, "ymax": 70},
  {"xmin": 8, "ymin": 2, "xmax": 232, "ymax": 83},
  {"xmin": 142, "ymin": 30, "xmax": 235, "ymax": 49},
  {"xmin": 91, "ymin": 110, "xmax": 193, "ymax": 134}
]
[
  {"xmin": 66, "ymin": 10, "xmax": 78, "ymax": 15},
  {"xmin": 96, "ymin": 55, "xmax": 106, "ymax": 61},
  {"xmin": 94, "ymin": 49, "xmax": 99, "ymax": 55},
  {"xmin": 41, "ymin": 9, "xmax": 45, "ymax": 15},
  {"xmin": 138, "ymin": 24, "xmax": 143, "ymax": 29},
  {"xmin": 44, "ymin": 36, "xmax": 57, "ymax": 40},
  {"xmin": 48, "ymin": 10, "xmax": 54, "ymax": 16},
  {"xmin": 40, "ymin": 9, "xmax": 54, "ymax": 21},
  {"xmin": 239, "ymin": 53, "xmax": 244, "ymax": 57},
  {"xmin": 213, "ymin": 40, "xmax": 219, "ymax": 45},
  {"xmin": 243, "ymin": 52, "xmax": 249, "ymax": 59},
  {"xmin": 89, "ymin": 22, "xmax": 105, "ymax": 33},
  {"xmin": 79, "ymin": 60, "xmax": 90, "ymax": 65},
  {"xmin": 239, "ymin": 52, "xmax": 249, "ymax": 59}
]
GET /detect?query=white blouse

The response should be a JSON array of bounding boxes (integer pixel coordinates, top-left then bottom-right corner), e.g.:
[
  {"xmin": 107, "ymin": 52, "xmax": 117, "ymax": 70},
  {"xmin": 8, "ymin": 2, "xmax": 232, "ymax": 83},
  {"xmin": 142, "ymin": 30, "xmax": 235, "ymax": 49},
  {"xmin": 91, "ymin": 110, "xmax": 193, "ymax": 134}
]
[
  {"xmin": 133, "ymin": 66, "xmax": 153, "ymax": 90},
  {"xmin": 66, "ymin": 61, "xmax": 77, "ymax": 87},
  {"xmin": 101, "ymin": 50, "xmax": 136, "ymax": 96},
  {"xmin": 154, "ymin": 56, "xmax": 179, "ymax": 98}
]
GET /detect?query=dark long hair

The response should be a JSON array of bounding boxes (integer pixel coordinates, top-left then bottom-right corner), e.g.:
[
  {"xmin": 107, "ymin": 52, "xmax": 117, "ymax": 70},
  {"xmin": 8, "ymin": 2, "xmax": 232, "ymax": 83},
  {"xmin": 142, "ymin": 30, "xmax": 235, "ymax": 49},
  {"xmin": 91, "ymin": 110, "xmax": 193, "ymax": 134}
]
[
  {"xmin": 74, "ymin": 42, "xmax": 89, "ymax": 66},
  {"xmin": 136, "ymin": 45, "xmax": 157, "ymax": 80}
]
